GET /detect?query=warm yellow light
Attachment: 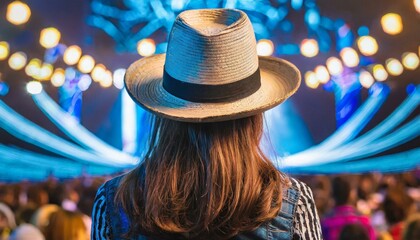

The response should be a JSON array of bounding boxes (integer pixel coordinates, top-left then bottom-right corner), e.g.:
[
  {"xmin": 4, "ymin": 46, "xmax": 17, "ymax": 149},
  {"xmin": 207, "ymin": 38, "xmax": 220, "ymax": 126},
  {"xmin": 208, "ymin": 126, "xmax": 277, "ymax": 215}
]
[
  {"xmin": 385, "ymin": 58, "xmax": 403, "ymax": 76},
  {"xmin": 51, "ymin": 68, "xmax": 65, "ymax": 87},
  {"xmin": 401, "ymin": 52, "xmax": 419, "ymax": 70},
  {"xmin": 256, "ymin": 39, "xmax": 274, "ymax": 56},
  {"xmin": 0, "ymin": 42, "xmax": 10, "ymax": 61},
  {"xmin": 8, "ymin": 52, "xmax": 27, "ymax": 70},
  {"xmin": 100, "ymin": 70, "xmax": 113, "ymax": 88},
  {"xmin": 415, "ymin": 0, "xmax": 420, "ymax": 13},
  {"xmin": 381, "ymin": 13, "xmax": 403, "ymax": 35},
  {"xmin": 300, "ymin": 39, "xmax": 319, "ymax": 58},
  {"xmin": 373, "ymin": 64, "xmax": 388, "ymax": 81},
  {"xmin": 63, "ymin": 45, "xmax": 82, "ymax": 65},
  {"xmin": 359, "ymin": 70, "xmax": 375, "ymax": 88},
  {"xmin": 39, "ymin": 27, "xmax": 61, "ymax": 49},
  {"xmin": 357, "ymin": 36, "xmax": 378, "ymax": 56},
  {"xmin": 340, "ymin": 47, "xmax": 359, "ymax": 68},
  {"xmin": 91, "ymin": 64, "xmax": 106, "ymax": 82},
  {"xmin": 305, "ymin": 71, "xmax": 319, "ymax": 89},
  {"xmin": 314, "ymin": 65, "xmax": 330, "ymax": 84},
  {"xmin": 26, "ymin": 81, "xmax": 42, "ymax": 95},
  {"xmin": 25, "ymin": 58, "xmax": 41, "ymax": 77},
  {"xmin": 6, "ymin": 1, "xmax": 31, "ymax": 25},
  {"xmin": 137, "ymin": 39, "xmax": 156, "ymax": 57},
  {"xmin": 38, "ymin": 63, "xmax": 54, "ymax": 80},
  {"xmin": 78, "ymin": 55, "xmax": 95, "ymax": 73},
  {"xmin": 326, "ymin": 57, "xmax": 343, "ymax": 76}
]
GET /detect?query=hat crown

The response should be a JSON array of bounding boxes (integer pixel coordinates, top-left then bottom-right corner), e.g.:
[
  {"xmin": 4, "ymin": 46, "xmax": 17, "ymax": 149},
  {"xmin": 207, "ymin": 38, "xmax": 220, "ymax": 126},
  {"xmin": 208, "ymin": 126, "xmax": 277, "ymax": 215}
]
[{"xmin": 165, "ymin": 9, "xmax": 258, "ymax": 85}]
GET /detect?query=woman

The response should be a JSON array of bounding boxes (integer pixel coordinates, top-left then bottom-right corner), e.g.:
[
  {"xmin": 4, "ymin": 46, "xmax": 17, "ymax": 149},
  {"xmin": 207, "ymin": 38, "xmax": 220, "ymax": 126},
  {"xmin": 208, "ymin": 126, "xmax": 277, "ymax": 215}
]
[
  {"xmin": 44, "ymin": 209, "xmax": 88, "ymax": 240},
  {"xmin": 92, "ymin": 8, "xmax": 322, "ymax": 240}
]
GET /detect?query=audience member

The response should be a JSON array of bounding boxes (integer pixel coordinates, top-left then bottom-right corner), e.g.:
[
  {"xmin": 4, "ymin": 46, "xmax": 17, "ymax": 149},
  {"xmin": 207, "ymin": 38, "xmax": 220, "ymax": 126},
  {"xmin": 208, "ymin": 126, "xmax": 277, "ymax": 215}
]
[
  {"xmin": 9, "ymin": 224, "xmax": 44, "ymax": 240},
  {"xmin": 0, "ymin": 202, "xmax": 16, "ymax": 240},
  {"xmin": 403, "ymin": 213, "xmax": 420, "ymax": 240},
  {"xmin": 338, "ymin": 223, "xmax": 370, "ymax": 240},
  {"xmin": 44, "ymin": 209, "xmax": 88, "ymax": 240}
]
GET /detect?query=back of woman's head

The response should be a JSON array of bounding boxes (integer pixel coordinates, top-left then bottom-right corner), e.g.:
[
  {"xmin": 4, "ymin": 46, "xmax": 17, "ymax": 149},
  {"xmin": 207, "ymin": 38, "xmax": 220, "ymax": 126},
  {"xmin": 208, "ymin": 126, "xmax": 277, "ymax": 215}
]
[
  {"xmin": 383, "ymin": 187, "xmax": 414, "ymax": 225},
  {"xmin": 338, "ymin": 223, "xmax": 369, "ymax": 240},
  {"xmin": 44, "ymin": 209, "xmax": 88, "ymax": 240},
  {"xmin": 117, "ymin": 113, "xmax": 285, "ymax": 239}
]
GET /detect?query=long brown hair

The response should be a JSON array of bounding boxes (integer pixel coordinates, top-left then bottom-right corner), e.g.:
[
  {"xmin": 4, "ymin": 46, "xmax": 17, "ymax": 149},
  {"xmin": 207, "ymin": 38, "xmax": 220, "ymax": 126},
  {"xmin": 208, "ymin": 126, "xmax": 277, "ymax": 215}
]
[
  {"xmin": 44, "ymin": 209, "xmax": 88, "ymax": 240},
  {"xmin": 116, "ymin": 113, "xmax": 285, "ymax": 239}
]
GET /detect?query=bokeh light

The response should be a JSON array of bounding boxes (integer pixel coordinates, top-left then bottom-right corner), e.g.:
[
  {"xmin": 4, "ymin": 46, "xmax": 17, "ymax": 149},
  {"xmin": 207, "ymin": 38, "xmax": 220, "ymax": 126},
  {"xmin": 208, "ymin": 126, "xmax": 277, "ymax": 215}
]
[
  {"xmin": 51, "ymin": 68, "xmax": 65, "ymax": 87},
  {"xmin": 100, "ymin": 70, "xmax": 113, "ymax": 88},
  {"xmin": 78, "ymin": 55, "xmax": 95, "ymax": 73},
  {"xmin": 91, "ymin": 64, "xmax": 106, "ymax": 82},
  {"xmin": 25, "ymin": 58, "xmax": 42, "ymax": 77},
  {"xmin": 38, "ymin": 63, "xmax": 54, "ymax": 80},
  {"xmin": 326, "ymin": 57, "xmax": 344, "ymax": 76},
  {"xmin": 304, "ymin": 71, "xmax": 319, "ymax": 89},
  {"xmin": 137, "ymin": 39, "xmax": 156, "ymax": 57},
  {"xmin": 300, "ymin": 39, "xmax": 319, "ymax": 58},
  {"xmin": 340, "ymin": 47, "xmax": 359, "ymax": 68},
  {"xmin": 63, "ymin": 45, "xmax": 82, "ymax": 65},
  {"xmin": 372, "ymin": 64, "xmax": 388, "ymax": 81},
  {"xmin": 381, "ymin": 13, "xmax": 403, "ymax": 35},
  {"xmin": 401, "ymin": 52, "xmax": 419, "ymax": 70},
  {"xmin": 26, "ymin": 81, "xmax": 43, "ymax": 95},
  {"xmin": 357, "ymin": 36, "xmax": 378, "ymax": 56},
  {"xmin": 385, "ymin": 58, "xmax": 403, "ymax": 76},
  {"xmin": 6, "ymin": 1, "xmax": 31, "ymax": 25},
  {"xmin": 0, "ymin": 42, "xmax": 10, "ymax": 61},
  {"xmin": 39, "ymin": 27, "xmax": 61, "ymax": 49},
  {"xmin": 113, "ymin": 68, "xmax": 126, "ymax": 89},
  {"xmin": 415, "ymin": 0, "xmax": 420, "ymax": 13},
  {"xmin": 78, "ymin": 74, "xmax": 92, "ymax": 91},
  {"xmin": 314, "ymin": 65, "xmax": 330, "ymax": 84},
  {"xmin": 8, "ymin": 52, "xmax": 27, "ymax": 70},
  {"xmin": 359, "ymin": 70, "xmax": 375, "ymax": 88},
  {"xmin": 256, "ymin": 39, "xmax": 274, "ymax": 56}
]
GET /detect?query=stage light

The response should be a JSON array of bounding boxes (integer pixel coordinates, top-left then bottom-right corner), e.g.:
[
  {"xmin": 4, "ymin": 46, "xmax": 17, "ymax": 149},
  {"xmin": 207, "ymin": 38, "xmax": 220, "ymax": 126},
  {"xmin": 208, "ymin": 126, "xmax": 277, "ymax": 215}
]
[
  {"xmin": 51, "ymin": 68, "xmax": 65, "ymax": 87},
  {"xmin": 256, "ymin": 39, "xmax": 274, "ymax": 56},
  {"xmin": 113, "ymin": 68, "xmax": 126, "ymax": 89},
  {"xmin": 340, "ymin": 47, "xmax": 359, "ymax": 68},
  {"xmin": 385, "ymin": 58, "xmax": 403, "ymax": 76},
  {"xmin": 304, "ymin": 71, "xmax": 319, "ymax": 89},
  {"xmin": 373, "ymin": 64, "xmax": 388, "ymax": 81},
  {"xmin": 359, "ymin": 70, "xmax": 375, "ymax": 88},
  {"xmin": 8, "ymin": 52, "xmax": 27, "ymax": 70},
  {"xmin": 381, "ymin": 13, "xmax": 403, "ymax": 35},
  {"xmin": 78, "ymin": 55, "xmax": 95, "ymax": 73},
  {"xmin": 300, "ymin": 39, "xmax": 319, "ymax": 57},
  {"xmin": 137, "ymin": 39, "xmax": 155, "ymax": 57},
  {"xmin": 0, "ymin": 42, "xmax": 10, "ymax": 61},
  {"xmin": 38, "ymin": 63, "xmax": 53, "ymax": 80},
  {"xmin": 357, "ymin": 36, "xmax": 378, "ymax": 56},
  {"xmin": 326, "ymin": 57, "xmax": 344, "ymax": 76},
  {"xmin": 314, "ymin": 65, "xmax": 330, "ymax": 84},
  {"xmin": 6, "ymin": 1, "xmax": 31, "ymax": 25},
  {"xmin": 100, "ymin": 70, "xmax": 113, "ymax": 87},
  {"xmin": 78, "ymin": 74, "xmax": 92, "ymax": 91},
  {"xmin": 91, "ymin": 64, "xmax": 106, "ymax": 82},
  {"xmin": 26, "ymin": 81, "xmax": 43, "ymax": 94},
  {"xmin": 415, "ymin": 0, "xmax": 420, "ymax": 13},
  {"xmin": 402, "ymin": 52, "xmax": 419, "ymax": 70},
  {"xmin": 39, "ymin": 28, "xmax": 61, "ymax": 49},
  {"xmin": 25, "ymin": 58, "xmax": 41, "ymax": 77},
  {"xmin": 63, "ymin": 45, "xmax": 82, "ymax": 65}
]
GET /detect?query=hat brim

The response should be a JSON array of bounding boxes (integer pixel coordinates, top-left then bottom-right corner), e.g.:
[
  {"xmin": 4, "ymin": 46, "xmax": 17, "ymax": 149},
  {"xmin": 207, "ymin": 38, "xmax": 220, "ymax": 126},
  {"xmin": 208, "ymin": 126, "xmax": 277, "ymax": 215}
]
[{"xmin": 124, "ymin": 54, "xmax": 301, "ymax": 122}]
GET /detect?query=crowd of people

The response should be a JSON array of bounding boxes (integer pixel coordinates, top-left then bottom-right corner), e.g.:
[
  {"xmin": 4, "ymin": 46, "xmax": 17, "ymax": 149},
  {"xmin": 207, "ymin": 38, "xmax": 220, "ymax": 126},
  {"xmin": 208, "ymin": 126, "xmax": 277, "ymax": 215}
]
[{"xmin": 0, "ymin": 171, "xmax": 419, "ymax": 240}]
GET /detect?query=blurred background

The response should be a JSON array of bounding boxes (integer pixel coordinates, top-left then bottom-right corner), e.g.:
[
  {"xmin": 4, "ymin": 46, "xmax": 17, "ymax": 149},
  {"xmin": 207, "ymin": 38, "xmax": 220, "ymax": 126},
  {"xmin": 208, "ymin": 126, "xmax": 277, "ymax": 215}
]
[{"xmin": 0, "ymin": 0, "xmax": 419, "ymax": 239}]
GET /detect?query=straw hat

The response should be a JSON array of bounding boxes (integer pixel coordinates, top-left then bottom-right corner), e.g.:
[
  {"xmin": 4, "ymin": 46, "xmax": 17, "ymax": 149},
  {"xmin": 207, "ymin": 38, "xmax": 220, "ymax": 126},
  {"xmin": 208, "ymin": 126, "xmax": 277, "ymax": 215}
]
[{"xmin": 125, "ymin": 8, "xmax": 301, "ymax": 122}]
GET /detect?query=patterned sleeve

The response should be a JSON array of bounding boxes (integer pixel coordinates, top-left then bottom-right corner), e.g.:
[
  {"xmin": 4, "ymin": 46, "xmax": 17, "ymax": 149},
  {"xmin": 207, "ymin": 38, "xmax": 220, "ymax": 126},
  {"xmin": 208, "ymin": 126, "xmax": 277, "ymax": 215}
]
[
  {"xmin": 91, "ymin": 184, "xmax": 110, "ymax": 240},
  {"xmin": 290, "ymin": 178, "xmax": 324, "ymax": 240}
]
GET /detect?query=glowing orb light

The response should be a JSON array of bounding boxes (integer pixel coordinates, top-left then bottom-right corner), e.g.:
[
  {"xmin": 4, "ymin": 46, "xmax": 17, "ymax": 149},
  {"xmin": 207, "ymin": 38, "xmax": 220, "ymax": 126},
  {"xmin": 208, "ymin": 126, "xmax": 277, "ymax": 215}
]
[
  {"xmin": 402, "ymin": 52, "xmax": 419, "ymax": 70},
  {"xmin": 78, "ymin": 74, "xmax": 92, "ymax": 91},
  {"xmin": 357, "ymin": 36, "xmax": 378, "ymax": 56},
  {"xmin": 256, "ymin": 39, "xmax": 274, "ymax": 56},
  {"xmin": 91, "ymin": 64, "xmax": 106, "ymax": 82},
  {"xmin": 381, "ymin": 13, "xmax": 403, "ymax": 35},
  {"xmin": 25, "ymin": 58, "xmax": 42, "ymax": 77},
  {"xmin": 39, "ymin": 28, "xmax": 61, "ymax": 49},
  {"xmin": 51, "ymin": 68, "xmax": 65, "ymax": 87},
  {"xmin": 100, "ymin": 70, "xmax": 113, "ymax": 88},
  {"xmin": 38, "ymin": 63, "xmax": 54, "ymax": 80},
  {"xmin": 0, "ymin": 42, "xmax": 10, "ymax": 61},
  {"xmin": 415, "ymin": 0, "xmax": 420, "ymax": 13},
  {"xmin": 26, "ymin": 81, "xmax": 43, "ymax": 94},
  {"xmin": 385, "ymin": 58, "xmax": 403, "ymax": 76},
  {"xmin": 137, "ymin": 39, "xmax": 156, "ymax": 57},
  {"xmin": 8, "ymin": 52, "xmax": 27, "ymax": 70},
  {"xmin": 6, "ymin": 1, "xmax": 31, "ymax": 25},
  {"xmin": 326, "ymin": 57, "xmax": 344, "ymax": 76},
  {"xmin": 359, "ymin": 70, "xmax": 375, "ymax": 88},
  {"xmin": 300, "ymin": 39, "xmax": 319, "ymax": 57},
  {"xmin": 78, "ymin": 55, "xmax": 95, "ymax": 73},
  {"xmin": 63, "ymin": 45, "xmax": 82, "ymax": 65},
  {"xmin": 373, "ymin": 64, "xmax": 388, "ymax": 81},
  {"xmin": 314, "ymin": 65, "xmax": 330, "ymax": 84},
  {"xmin": 304, "ymin": 71, "xmax": 319, "ymax": 89},
  {"xmin": 113, "ymin": 68, "xmax": 126, "ymax": 89},
  {"xmin": 340, "ymin": 47, "xmax": 359, "ymax": 68}
]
